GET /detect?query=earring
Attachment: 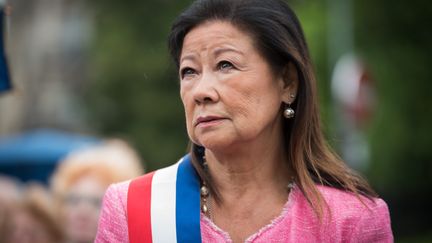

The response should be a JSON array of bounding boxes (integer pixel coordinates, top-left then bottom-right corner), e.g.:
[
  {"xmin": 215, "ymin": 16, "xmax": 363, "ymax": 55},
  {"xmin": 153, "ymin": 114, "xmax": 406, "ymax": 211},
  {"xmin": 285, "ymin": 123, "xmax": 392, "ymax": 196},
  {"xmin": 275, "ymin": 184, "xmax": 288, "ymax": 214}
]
[{"xmin": 283, "ymin": 103, "xmax": 295, "ymax": 119}]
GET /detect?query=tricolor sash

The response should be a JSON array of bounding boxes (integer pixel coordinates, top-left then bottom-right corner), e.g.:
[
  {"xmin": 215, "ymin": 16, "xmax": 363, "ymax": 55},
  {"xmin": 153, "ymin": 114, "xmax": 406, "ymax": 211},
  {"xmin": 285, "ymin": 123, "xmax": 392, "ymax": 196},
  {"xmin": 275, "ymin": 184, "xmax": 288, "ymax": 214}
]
[{"xmin": 127, "ymin": 155, "xmax": 202, "ymax": 243}]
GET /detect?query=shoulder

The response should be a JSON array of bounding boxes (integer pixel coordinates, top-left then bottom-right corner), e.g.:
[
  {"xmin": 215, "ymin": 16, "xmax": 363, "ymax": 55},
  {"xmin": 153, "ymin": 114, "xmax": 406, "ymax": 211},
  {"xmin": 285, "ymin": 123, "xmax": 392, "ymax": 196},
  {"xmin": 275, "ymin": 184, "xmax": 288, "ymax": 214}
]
[
  {"xmin": 105, "ymin": 180, "xmax": 131, "ymax": 202},
  {"xmin": 316, "ymin": 185, "xmax": 382, "ymax": 214},
  {"xmin": 95, "ymin": 156, "xmax": 188, "ymax": 243},
  {"xmin": 288, "ymin": 185, "xmax": 392, "ymax": 242},
  {"xmin": 316, "ymin": 185, "xmax": 393, "ymax": 242},
  {"xmin": 291, "ymin": 184, "xmax": 387, "ymax": 217},
  {"xmin": 316, "ymin": 185, "xmax": 390, "ymax": 218},
  {"xmin": 99, "ymin": 179, "xmax": 131, "ymax": 214},
  {"xmin": 95, "ymin": 180, "xmax": 131, "ymax": 243}
]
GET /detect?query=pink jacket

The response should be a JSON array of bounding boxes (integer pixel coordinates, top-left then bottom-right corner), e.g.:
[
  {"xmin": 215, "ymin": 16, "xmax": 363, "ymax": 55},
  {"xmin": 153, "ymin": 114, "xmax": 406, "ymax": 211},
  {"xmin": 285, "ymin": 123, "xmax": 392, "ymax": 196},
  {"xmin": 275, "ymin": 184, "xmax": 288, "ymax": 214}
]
[{"xmin": 96, "ymin": 180, "xmax": 393, "ymax": 243}]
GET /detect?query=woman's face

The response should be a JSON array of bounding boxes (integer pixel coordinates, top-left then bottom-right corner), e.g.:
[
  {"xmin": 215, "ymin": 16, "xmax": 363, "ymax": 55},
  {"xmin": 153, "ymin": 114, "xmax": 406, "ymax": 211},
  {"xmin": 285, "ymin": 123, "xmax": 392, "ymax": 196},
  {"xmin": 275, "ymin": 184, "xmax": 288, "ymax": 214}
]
[
  {"xmin": 180, "ymin": 21, "xmax": 295, "ymax": 151},
  {"xmin": 62, "ymin": 175, "xmax": 105, "ymax": 243}
]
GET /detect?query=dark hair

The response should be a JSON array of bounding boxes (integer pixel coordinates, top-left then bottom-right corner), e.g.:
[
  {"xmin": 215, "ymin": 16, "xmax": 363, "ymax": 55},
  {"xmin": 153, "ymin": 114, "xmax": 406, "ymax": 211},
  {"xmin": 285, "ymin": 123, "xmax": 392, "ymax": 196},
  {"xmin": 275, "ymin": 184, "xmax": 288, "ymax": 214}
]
[{"xmin": 168, "ymin": 0, "xmax": 376, "ymax": 217}]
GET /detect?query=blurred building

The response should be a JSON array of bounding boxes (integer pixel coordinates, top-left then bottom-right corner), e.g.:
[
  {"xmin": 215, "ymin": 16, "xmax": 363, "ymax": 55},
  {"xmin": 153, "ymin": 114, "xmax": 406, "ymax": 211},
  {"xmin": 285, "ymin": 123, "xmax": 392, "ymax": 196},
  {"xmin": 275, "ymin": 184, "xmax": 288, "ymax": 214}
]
[{"xmin": 0, "ymin": 0, "xmax": 93, "ymax": 134}]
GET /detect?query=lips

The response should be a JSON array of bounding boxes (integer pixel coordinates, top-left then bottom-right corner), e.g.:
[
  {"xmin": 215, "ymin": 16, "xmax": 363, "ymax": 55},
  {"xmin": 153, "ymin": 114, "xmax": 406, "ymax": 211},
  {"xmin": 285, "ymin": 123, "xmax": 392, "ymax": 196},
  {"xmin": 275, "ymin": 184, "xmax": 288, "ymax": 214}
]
[{"xmin": 195, "ymin": 115, "xmax": 225, "ymax": 127}]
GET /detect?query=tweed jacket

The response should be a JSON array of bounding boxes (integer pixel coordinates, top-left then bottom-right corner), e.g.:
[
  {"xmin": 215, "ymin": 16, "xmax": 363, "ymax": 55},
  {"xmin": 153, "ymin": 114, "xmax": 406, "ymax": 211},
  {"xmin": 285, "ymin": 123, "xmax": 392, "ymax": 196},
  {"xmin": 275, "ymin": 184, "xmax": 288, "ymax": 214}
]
[{"xmin": 96, "ymin": 177, "xmax": 392, "ymax": 243}]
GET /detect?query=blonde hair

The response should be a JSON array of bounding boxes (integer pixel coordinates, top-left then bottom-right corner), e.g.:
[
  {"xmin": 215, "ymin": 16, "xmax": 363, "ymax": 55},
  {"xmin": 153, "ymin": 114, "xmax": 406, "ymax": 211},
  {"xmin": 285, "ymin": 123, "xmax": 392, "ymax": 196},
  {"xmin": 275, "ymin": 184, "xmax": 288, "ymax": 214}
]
[{"xmin": 51, "ymin": 139, "xmax": 144, "ymax": 197}]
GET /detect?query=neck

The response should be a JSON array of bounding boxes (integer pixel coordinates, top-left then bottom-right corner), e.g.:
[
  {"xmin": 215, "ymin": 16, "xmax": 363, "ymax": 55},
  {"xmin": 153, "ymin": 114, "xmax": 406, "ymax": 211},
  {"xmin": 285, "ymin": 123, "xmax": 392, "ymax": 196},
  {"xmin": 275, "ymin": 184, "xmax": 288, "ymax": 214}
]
[
  {"xmin": 202, "ymin": 138, "xmax": 293, "ymax": 242},
  {"xmin": 204, "ymin": 136, "xmax": 292, "ymax": 205}
]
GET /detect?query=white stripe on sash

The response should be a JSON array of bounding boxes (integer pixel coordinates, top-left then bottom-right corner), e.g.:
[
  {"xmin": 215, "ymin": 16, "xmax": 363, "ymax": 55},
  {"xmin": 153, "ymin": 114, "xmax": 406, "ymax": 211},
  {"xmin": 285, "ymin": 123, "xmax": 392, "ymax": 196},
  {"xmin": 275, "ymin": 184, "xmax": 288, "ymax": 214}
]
[{"xmin": 150, "ymin": 162, "xmax": 180, "ymax": 243}]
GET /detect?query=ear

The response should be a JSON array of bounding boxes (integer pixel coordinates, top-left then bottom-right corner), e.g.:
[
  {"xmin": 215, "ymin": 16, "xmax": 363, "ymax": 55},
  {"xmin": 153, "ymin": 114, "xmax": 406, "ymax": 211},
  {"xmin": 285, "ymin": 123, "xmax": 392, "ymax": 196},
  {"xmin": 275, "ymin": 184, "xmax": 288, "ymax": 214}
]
[{"xmin": 279, "ymin": 62, "xmax": 299, "ymax": 104}]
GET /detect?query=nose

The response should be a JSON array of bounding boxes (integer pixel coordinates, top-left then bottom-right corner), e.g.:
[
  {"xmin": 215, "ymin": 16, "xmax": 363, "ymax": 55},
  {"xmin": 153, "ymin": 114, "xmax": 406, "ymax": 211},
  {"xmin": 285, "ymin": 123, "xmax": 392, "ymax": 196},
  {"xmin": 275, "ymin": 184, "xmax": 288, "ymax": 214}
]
[{"xmin": 193, "ymin": 72, "xmax": 219, "ymax": 105}]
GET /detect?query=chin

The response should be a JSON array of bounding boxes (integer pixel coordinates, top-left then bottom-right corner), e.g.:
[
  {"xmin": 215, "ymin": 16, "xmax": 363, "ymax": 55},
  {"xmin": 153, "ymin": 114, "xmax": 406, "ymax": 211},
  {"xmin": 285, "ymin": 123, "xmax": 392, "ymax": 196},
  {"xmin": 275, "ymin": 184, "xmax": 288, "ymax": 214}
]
[{"xmin": 197, "ymin": 137, "xmax": 236, "ymax": 152}]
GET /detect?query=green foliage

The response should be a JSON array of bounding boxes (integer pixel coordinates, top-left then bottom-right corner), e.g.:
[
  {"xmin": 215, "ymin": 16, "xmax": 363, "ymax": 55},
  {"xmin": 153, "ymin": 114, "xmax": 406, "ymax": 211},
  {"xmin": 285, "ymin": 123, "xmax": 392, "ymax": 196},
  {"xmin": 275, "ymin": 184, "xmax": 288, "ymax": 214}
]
[
  {"xmin": 354, "ymin": 0, "xmax": 432, "ymax": 238},
  {"xmin": 85, "ymin": 1, "xmax": 192, "ymax": 170},
  {"xmin": 293, "ymin": 1, "xmax": 332, "ymax": 126},
  {"xmin": 355, "ymin": 0, "xmax": 432, "ymax": 192}
]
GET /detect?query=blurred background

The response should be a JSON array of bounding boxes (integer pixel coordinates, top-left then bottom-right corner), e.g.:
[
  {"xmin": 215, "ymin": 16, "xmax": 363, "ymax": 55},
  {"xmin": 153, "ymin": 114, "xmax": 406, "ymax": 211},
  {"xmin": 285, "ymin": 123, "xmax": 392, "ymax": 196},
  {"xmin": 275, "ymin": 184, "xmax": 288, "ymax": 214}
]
[{"xmin": 0, "ymin": 0, "xmax": 430, "ymax": 242}]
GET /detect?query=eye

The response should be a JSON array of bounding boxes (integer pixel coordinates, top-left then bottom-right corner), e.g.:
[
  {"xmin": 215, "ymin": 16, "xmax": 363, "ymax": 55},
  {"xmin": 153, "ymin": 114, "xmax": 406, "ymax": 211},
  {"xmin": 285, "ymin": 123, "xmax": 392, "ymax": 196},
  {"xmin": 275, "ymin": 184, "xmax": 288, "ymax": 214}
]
[
  {"xmin": 180, "ymin": 67, "xmax": 197, "ymax": 79},
  {"xmin": 217, "ymin": 61, "xmax": 234, "ymax": 71}
]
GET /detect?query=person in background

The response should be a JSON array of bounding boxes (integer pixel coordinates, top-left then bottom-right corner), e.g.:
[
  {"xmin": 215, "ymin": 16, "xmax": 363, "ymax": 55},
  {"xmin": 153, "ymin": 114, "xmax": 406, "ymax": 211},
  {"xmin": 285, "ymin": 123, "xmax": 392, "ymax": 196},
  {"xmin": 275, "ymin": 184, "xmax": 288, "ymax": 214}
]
[
  {"xmin": 96, "ymin": 0, "xmax": 393, "ymax": 242},
  {"xmin": 4, "ymin": 182, "xmax": 63, "ymax": 243},
  {"xmin": 0, "ymin": 175, "xmax": 22, "ymax": 243},
  {"xmin": 51, "ymin": 139, "xmax": 144, "ymax": 243}
]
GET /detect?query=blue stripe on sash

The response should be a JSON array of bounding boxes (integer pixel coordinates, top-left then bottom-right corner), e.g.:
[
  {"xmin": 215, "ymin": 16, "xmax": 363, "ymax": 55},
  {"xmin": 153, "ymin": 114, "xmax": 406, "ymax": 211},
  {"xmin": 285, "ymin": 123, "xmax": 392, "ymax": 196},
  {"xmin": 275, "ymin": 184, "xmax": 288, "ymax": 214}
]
[{"xmin": 175, "ymin": 155, "xmax": 202, "ymax": 243}]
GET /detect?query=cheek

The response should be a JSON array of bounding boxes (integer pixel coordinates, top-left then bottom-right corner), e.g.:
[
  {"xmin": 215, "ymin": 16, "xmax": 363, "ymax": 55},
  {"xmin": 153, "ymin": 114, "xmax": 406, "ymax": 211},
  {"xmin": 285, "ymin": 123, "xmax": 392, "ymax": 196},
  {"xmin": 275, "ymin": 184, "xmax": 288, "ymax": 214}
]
[
  {"xmin": 180, "ymin": 89, "xmax": 196, "ymax": 138},
  {"xmin": 223, "ymin": 83, "xmax": 266, "ymax": 118},
  {"xmin": 228, "ymin": 96, "xmax": 253, "ymax": 120},
  {"xmin": 227, "ymin": 84, "xmax": 282, "ymax": 126},
  {"xmin": 180, "ymin": 90, "xmax": 192, "ymax": 119}
]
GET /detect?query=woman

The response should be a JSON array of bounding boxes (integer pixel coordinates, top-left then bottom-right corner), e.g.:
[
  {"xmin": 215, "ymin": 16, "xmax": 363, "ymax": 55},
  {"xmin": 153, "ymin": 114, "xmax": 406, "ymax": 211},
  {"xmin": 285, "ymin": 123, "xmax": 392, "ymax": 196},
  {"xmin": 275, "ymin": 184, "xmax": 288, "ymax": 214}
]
[
  {"xmin": 51, "ymin": 140, "xmax": 143, "ymax": 243},
  {"xmin": 5, "ymin": 183, "xmax": 63, "ymax": 243},
  {"xmin": 96, "ymin": 0, "xmax": 393, "ymax": 242}
]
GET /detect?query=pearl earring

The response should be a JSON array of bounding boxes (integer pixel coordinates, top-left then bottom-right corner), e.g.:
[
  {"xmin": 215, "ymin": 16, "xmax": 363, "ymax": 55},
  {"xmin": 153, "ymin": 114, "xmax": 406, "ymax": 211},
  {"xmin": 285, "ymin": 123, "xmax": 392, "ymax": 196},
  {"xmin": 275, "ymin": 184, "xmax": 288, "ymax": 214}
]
[
  {"xmin": 283, "ymin": 104, "xmax": 295, "ymax": 119},
  {"xmin": 284, "ymin": 94, "xmax": 296, "ymax": 119}
]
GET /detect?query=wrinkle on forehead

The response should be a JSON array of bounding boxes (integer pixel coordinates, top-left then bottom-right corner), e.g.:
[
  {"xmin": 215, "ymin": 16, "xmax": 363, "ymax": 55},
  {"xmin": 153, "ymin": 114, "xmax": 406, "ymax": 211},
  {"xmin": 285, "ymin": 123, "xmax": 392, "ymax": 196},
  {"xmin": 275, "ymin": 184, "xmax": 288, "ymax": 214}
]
[{"xmin": 180, "ymin": 21, "xmax": 253, "ymax": 64}]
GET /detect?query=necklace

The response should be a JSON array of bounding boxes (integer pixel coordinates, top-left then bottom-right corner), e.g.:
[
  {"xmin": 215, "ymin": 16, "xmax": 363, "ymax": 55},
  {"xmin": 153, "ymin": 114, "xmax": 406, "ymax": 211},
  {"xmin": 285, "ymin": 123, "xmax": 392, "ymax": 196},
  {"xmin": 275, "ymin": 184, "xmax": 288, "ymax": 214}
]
[
  {"xmin": 200, "ymin": 182, "xmax": 211, "ymax": 218},
  {"xmin": 201, "ymin": 156, "xmax": 212, "ymax": 218},
  {"xmin": 199, "ymin": 156, "xmax": 295, "ymax": 218},
  {"xmin": 200, "ymin": 181, "xmax": 295, "ymax": 218}
]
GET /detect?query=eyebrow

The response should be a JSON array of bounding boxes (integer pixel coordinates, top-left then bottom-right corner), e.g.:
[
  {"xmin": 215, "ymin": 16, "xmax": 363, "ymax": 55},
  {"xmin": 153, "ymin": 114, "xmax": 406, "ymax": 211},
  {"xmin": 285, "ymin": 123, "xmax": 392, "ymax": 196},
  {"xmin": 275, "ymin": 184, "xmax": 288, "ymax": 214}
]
[
  {"xmin": 180, "ymin": 54, "xmax": 197, "ymax": 64},
  {"xmin": 180, "ymin": 47, "xmax": 245, "ymax": 64},
  {"xmin": 214, "ymin": 47, "xmax": 245, "ymax": 57}
]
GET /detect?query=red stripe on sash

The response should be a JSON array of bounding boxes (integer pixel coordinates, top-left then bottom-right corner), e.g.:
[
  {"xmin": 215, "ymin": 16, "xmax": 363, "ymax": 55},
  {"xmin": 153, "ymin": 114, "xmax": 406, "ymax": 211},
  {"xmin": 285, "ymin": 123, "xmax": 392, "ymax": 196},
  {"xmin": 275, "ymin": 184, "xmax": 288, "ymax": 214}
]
[{"xmin": 127, "ymin": 171, "xmax": 155, "ymax": 243}]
